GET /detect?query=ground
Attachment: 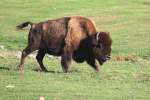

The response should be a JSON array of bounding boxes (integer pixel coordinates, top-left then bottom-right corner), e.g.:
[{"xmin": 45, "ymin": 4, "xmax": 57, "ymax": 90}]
[{"xmin": 0, "ymin": 0, "xmax": 150, "ymax": 100}]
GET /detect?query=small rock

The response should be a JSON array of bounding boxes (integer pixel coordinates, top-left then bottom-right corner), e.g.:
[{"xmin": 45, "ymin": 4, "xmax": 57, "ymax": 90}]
[
  {"xmin": 38, "ymin": 96, "xmax": 45, "ymax": 100},
  {"xmin": 28, "ymin": 51, "xmax": 38, "ymax": 58},
  {"xmin": 6, "ymin": 85, "xmax": 15, "ymax": 88},
  {"xmin": 15, "ymin": 51, "xmax": 22, "ymax": 58},
  {"xmin": 29, "ymin": 53, "xmax": 36, "ymax": 58},
  {"xmin": 0, "ymin": 45, "xmax": 4, "ymax": 50}
]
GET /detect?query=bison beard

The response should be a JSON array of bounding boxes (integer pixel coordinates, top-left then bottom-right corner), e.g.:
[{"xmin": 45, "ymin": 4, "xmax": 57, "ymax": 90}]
[{"xmin": 17, "ymin": 16, "xmax": 112, "ymax": 73}]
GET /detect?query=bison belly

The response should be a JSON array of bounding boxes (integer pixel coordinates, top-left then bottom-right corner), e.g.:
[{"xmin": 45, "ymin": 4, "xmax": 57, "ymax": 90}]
[
  {"xmin": 42, "ymin": 32, "xmax": 66, "ymax": 56},
  {"xmin": 46, "ymin": 36, "xmax": 65, "ymax": 56}
]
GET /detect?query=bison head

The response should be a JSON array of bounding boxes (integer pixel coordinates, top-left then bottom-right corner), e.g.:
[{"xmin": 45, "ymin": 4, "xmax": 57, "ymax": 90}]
[{"xmin": 92, "ymin": 32, "xmax": 112, "ymax": 65}]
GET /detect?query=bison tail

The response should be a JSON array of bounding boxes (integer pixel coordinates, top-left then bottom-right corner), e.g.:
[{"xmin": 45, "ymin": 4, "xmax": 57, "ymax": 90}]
[{"xmin": 16, "ymin": 21, "xmax": 33, "ymax": 29}]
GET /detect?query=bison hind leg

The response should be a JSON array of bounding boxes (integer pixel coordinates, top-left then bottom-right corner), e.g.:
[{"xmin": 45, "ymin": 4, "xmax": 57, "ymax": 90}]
[
  {"xmin": 17, "ymin": 45, "xmax": 38, "ymax": 71},
  {"xmin": 36, "ymin": 49, "xmax": 48, "ymax": 72}
]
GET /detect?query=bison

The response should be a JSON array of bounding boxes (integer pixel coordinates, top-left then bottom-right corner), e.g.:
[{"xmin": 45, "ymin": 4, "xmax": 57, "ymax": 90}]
[{"xmin": 17, "ymin": 16, "xmax": 112, "ymax": 73}]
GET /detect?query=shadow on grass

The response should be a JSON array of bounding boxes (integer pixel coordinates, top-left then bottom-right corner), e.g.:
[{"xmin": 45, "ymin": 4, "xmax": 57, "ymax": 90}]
[
  {"xmin": 0, "ymin": 67, "xmax": 10, "ymax": 70},
  {"xmin": 33, "ymin": 68, "xmax": 62, "ymax": 73},
  {"xmin": 33, "ymin": 68, "xmax": 81, "ymax": 73}
]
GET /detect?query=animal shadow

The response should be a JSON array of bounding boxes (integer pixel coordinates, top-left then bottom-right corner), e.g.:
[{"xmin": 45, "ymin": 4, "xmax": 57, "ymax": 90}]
[
  {"xmin": 33, "ymin": 68, "xmax": 62, "ymax": 73},
  {"xmin": 33, "ymin": 68, "xmax": 81, "ymax": 73},
  {"xmin": 0, "ymin": 67, "xmax": 10, "ymax": 70}
]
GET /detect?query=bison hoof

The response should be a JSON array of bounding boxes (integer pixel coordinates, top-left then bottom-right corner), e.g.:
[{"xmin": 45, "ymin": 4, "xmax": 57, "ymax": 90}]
[
  {"xmin": 62, "ymin": 69, "xmax": 68, "ymax": 73},
  {"xmin": 17, "ymin": 65, "xmax": 23, "ymax": 71},
  {"xmin": 42, "ymin": 69, "xmax": 48, "ymax": 72},
  {"xmin": 94, "ymin": 68, "xmax": 99, "ymax": 72}
]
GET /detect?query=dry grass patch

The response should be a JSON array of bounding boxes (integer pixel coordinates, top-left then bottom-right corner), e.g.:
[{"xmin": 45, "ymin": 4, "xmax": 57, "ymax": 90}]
[{"xmin": 112, "ymin": 54, "xmax": 139, "ymax": 62}]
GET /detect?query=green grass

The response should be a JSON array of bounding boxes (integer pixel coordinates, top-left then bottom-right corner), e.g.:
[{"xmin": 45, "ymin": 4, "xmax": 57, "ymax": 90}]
[
  {"xmin": 0, "ymin": 55, "xmax": 150, "ymax": 100},
  {"xmin": 0, "ymin": 0, "xmax": 150, "ymax": 100}
]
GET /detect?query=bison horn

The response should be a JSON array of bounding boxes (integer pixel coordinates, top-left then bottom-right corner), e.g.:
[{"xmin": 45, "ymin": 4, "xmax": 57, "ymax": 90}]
[{"xmin": 96, "ymin": 32, "xmax": 101, "ymax": 41}]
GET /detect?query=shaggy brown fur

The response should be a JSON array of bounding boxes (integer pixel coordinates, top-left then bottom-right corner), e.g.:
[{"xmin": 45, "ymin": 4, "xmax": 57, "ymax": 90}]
[{"xmin": 17, "ymin": 16, "xmax": 112, "ymax": 73}]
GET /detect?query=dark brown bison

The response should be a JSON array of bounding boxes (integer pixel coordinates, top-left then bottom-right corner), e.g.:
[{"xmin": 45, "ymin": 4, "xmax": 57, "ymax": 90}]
[{"xmin": 17, "ymin": 16, "xmax": 112, "ymax": 73}]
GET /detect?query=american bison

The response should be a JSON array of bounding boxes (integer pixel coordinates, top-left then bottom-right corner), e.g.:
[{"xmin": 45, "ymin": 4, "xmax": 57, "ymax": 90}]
[{"xmin": 17, "ymin": 16, "xmax": 112, "ymax": 73}]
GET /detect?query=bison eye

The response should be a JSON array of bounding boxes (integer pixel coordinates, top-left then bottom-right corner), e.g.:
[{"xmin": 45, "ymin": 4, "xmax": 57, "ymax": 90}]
[
  {"xmin": 98, "ymin": 43, "xmax": 104, "ymax": 49},
  {"xmin": 100, "ymin": 44, "xmax": 103, "ymax": 48}
]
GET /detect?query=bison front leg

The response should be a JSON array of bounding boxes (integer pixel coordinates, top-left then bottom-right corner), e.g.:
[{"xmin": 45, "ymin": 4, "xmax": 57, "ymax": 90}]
[
  {"xmin": 36, "ymin": 49, "xmax": 47, "ymax": 72},
  {"xmin": 86, "ymin": 58, "xmax": 99, "ymax": 71},
  {"xmin": 61, "ymin": 46, "xmax": 72, "ymax": 73}
]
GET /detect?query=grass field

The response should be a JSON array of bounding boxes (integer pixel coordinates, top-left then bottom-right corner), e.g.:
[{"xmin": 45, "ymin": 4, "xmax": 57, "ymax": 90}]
[{"xmin": 0, "ymin": 0, "xmax": 150, "ymax": 100}]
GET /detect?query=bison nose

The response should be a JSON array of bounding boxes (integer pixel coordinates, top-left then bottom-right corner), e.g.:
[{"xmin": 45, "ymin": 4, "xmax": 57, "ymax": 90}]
[{"xmin": 101, "ymin": 56, "xmax": 107, "ymax": 62}]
